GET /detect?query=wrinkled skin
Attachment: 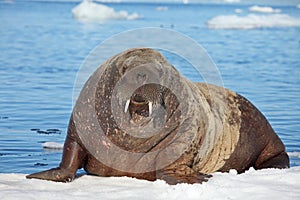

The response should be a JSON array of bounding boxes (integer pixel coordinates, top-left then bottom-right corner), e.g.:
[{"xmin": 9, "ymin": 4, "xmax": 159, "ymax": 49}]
[{"xmin": 27, "ymin": 48, "xmax": 289, "ymax": 185}]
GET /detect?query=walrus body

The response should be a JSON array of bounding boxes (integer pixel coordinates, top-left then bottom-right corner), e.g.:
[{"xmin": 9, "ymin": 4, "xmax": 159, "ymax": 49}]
[{"xmin": 27, "ymin": 48, "xmax": 289, "ymax": 184}]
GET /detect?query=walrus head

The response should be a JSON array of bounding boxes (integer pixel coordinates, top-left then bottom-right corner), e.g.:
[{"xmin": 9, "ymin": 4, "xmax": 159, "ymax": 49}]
[
  {"xmin": 107, "ymin": 48, "xmax": 183, "ymax": 132},
  {"xmin": 119, "ymin": 64, "xmax": 165, "ymax": 119}
]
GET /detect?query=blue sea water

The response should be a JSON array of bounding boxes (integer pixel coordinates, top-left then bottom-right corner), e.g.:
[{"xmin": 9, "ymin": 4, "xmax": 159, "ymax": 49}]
[{"xmin": 0, "ymin": 1, "xmax": 299, "ymax": 174}]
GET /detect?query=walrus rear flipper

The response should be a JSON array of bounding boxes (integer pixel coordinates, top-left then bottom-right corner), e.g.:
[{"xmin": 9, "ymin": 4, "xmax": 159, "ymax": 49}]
[
  {"xmin": 256, "ymin": 151, "xmax": 290, "ymax": 170},
  {"xmin": 158, "ymin": 165, "xmax": 212, "ymax": 185},
  {"xmin": 26, "ymin": 136, "xmax": 87, "ymax": 182},
  {"xmin": 255, "ymin": 132, "xmax": 290, "ymax": 169}
]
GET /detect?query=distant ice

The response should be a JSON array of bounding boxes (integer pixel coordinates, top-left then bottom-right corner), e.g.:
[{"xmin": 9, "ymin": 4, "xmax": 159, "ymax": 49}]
[
  {"xmin": 297, "ymin": 4, "xmax": 300, "ymax": 9},
  {"xmin": 1, "ymin": 167, "xmax": 299, "ymax": 200},
  {"xmin": 42, "ymin": 142, "xmax": 64, "ymax": 150},
  {"xmin": 234, "ymin": 8, "xmax": 243, "ymax": 13},
  {"xmin": 224, "ymin": 0, "xmax": 240, "ymax": 3},
  {"xmin": 94, "ymin": 0, "xmax": 121, "ymax": 2},
  {"xmin": 207, "ymin": 14, "xmax": 300, "ymax": 29},
  {"xmin": 288, "ymin": 152, "xmax": 300, "ymax": 158},
  {"xmin": 3, "ymin": 0, "xmax": 14, "ymax": 3},
  {"xmin": 156, "ymin": 6, "xmax": 168, "ymax": 12},
  {"xmin": 249, "ymin": 5, "xmax": 281, "ymax": 13},
  {"xmin": 72, "ymin": 0, "xmax": 139, "ymax": 22}
]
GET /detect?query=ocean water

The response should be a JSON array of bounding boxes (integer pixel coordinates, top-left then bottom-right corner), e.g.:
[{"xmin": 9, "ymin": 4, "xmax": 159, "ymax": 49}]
[{"xmin": 0, "ymin": 1, "xmax": 299, "ymax": 174}]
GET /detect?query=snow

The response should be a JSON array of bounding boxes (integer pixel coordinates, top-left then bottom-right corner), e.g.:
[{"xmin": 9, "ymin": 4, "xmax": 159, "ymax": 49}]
[{"xmin": 1, "ymin": 167, "xmax": 299, "ymax": 200}]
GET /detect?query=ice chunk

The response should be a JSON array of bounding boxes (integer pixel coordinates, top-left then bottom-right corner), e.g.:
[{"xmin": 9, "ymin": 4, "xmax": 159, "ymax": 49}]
[
  {"xmin": 72, "ymin": 0, "xmax": 139, "ymax": 22},
  {"xmin": 42, "ymin": 142, "xmax": 64, "ymax": 150},
  {"xmin": 249, "ymin": 5, "xmax": 281, "ymax": 13},
  {"xmin": 207, "ymin": 14, "xmax": 300, "ymax": 29}
]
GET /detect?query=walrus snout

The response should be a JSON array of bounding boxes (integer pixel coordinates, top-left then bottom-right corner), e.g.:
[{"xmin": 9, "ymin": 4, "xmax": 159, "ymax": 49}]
[
  {"xmin": 124, "ymin": 83, "xmax": 164, "ymax": 116},
  {"xmin": 124, "ymin": 98, "xmax": 152, "ymax": 118},
  {"xmin": 124, "ymin": 99, "xmax": 152, "ymax": 117}
]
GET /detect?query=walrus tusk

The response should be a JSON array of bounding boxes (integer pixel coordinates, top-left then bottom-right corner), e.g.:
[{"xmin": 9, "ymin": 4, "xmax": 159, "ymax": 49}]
[
  {"xmin": 149, "ymin": 101, "xmax": 153, "ymax": 116},
  {"xmin": 124, "ymin": 99, "xmax": 130, "ymax": 113}
]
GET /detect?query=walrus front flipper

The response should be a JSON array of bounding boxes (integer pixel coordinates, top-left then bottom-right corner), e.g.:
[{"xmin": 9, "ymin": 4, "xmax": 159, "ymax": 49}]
[
  {"xmin": 26, "ymin": 167, "xmax": 75, "ymax": 182},
  {"xmin": 158, "ymin": 165, "xmax": 212, "ymax": 185},
  {"xmin": 26, "ymin": 136, "xmax": 87, "ymax": 182}
]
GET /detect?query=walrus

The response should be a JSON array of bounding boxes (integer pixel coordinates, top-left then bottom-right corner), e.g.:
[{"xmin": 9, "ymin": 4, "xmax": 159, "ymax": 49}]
[{"xmin": 27, "ymin": 48, "xmax": 289, "ymax": 184}]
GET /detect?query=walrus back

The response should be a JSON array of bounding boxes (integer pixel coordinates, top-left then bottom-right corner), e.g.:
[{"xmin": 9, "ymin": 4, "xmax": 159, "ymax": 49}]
[{"xmin": 192, "ymin": 83, "xmax": 289, "ymax": 173}]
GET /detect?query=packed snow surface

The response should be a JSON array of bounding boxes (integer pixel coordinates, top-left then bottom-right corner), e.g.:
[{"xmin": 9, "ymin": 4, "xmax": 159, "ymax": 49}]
[{"xmin": 1, "ymin": 167, "xmax": 299, "ymax": 200}]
